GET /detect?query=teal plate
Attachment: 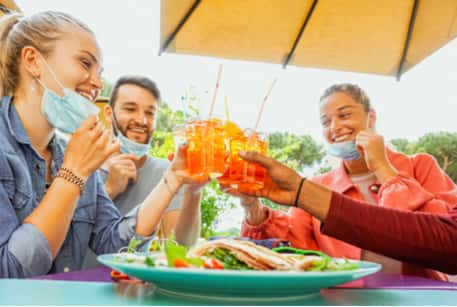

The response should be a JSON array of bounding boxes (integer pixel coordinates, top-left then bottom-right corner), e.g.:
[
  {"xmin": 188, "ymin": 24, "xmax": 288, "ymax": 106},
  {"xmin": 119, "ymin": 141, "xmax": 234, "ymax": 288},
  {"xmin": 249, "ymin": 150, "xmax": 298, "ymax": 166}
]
[{"xmin": 98, "ymin": 254, "xmax": 381, "ymax": 303}]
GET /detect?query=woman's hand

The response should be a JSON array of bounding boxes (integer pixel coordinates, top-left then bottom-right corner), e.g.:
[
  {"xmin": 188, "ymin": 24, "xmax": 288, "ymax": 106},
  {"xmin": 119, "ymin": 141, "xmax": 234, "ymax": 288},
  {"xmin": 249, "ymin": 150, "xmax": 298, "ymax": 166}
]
[
  {"xmin": 220, "ymin": 183, "xmax": 267, "ymax": 225},
  {"xmin": 220, "ymin": 184, "xmax": 258, "ymax": 208},
  {"xmin": 169, "ymin": 143, "xmax": 209, "ymax": 186},
  {"xmin": 63, "ymin": 115, "xmax": 120, "ymax": 180},
  {"xmin": 355, "ymin": 130, "xmax": 397, "ymax": 183}
]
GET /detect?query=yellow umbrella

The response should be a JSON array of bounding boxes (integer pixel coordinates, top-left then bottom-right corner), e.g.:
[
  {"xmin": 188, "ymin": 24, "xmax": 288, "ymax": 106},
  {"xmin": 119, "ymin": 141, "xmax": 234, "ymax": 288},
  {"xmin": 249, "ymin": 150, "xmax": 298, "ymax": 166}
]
[
  {"xmin": 0, "ymin": 0, "xmax": 20, "ymax": 15},
  {"xmin": 160, "ymin": 0, "xmax": 457, "ymax": 79}
]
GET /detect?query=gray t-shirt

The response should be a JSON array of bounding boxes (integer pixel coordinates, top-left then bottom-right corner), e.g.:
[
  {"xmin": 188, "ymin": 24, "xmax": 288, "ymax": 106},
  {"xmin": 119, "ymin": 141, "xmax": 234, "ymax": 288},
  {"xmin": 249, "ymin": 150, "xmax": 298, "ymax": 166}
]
[
  {"xmin": 101, "ymin": 156, "xmax": 183, "ymax": 215},
  {"xmin": 83, "ymin": 156, "xmax": 184, "ymax": 268}
]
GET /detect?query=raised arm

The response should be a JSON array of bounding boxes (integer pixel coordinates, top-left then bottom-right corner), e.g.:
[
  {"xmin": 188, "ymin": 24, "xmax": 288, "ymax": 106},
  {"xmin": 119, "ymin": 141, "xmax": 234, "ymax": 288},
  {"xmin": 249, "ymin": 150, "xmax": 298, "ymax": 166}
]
[
  {"xmin": 323, "ymin": 192, "xmax": 457, "ymax": 274},
  {"xmin": 238, "ymin": 151, "xmax": 457, "ymax": 274}
]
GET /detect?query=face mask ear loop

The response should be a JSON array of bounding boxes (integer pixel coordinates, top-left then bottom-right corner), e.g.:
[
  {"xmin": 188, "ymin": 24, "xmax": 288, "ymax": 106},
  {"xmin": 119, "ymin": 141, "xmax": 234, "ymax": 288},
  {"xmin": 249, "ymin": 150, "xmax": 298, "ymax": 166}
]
[
  {"xmin": 111, "ymin": 111, "xmax": 121, "ymax": 137},
  {"xmin": 35, "ymin": 78, "xmax": 46, "ymax": 90},
  {"xmin": 38, "ymin": 53, "xmax": 65, "ymax": 94}
]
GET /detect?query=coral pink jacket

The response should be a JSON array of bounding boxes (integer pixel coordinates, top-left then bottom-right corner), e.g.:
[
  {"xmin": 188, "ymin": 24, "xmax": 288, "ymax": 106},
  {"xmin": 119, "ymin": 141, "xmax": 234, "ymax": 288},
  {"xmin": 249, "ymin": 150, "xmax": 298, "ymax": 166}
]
[{"xmin": 241, "ymin": 149, "xmax": 457, "ymax": 281}]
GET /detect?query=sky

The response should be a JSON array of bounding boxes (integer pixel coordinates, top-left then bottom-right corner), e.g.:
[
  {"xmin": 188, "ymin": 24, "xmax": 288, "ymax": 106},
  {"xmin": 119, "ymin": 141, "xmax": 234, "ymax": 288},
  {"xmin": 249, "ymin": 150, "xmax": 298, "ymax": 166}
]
[{"xmin": 16, "ymin": 0, "xmax": 457, "ymax": 146}]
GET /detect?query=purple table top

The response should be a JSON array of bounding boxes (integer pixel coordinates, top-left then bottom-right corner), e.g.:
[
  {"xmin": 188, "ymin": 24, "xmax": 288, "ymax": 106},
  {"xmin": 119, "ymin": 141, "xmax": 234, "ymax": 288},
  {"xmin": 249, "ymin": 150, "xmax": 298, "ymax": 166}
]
[{"xmin": 31, "ymin": 266, "xmax": 457, "ymax": 290}]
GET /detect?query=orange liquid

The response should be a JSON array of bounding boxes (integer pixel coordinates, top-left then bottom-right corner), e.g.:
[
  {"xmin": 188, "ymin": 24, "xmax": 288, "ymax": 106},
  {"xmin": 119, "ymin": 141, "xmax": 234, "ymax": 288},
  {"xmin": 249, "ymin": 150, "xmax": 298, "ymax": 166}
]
[
  {"xmin": 185, "ymin": 119, "xmax": 227, "ymax": 177},
  {"xmin": 186, "ymin": 123, "xmax": 205, "ymax": 175},
  {"xmin": 205, "ymin": 122, "xmax": 226, "ymax": 178},
  {"xmin": 225, "ymin": 130, "xmax": 268, "ymax": 191}
]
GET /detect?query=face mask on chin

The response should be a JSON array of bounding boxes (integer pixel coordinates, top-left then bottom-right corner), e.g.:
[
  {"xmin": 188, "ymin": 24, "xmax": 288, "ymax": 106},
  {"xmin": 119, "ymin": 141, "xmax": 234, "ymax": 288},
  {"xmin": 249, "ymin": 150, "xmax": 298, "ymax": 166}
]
[
  {"xmin": 37, "ymin": 55, "xmax": 99, "ymax": 134},
  {"xmin": 326, "ymin": 140, "xmax": 361, "ymax": 161},
  {"xmin": 112, "ymin": 115, "xmax": 151, "ymax": 158}
]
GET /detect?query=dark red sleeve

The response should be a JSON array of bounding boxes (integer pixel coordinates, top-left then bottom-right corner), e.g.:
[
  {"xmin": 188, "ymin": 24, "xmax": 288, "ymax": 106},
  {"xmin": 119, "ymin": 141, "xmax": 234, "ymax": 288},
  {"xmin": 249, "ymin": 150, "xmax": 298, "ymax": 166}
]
[{"xmin": 321, "ymin": 192, "xmax": 457, "ymax": 274}]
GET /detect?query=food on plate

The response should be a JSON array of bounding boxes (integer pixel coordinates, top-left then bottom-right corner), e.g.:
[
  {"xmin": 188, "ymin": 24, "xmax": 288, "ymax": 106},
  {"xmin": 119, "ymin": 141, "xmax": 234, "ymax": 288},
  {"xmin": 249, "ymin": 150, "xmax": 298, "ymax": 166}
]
[{"xmin": 113, "ymin": 238, "xmax": 359, "ymax": 272}]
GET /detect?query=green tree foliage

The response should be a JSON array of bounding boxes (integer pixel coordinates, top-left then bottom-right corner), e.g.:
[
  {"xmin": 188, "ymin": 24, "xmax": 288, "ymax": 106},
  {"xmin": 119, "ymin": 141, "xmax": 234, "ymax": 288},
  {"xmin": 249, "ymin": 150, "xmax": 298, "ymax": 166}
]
[
  {"xmin": 268, "ymin": 132, "xmax": 325, "ymax": 172},
  {"xmin": 390, "ymin": 132, "xmax": 457, "ymax": 183},
  {"xmin": 415, "ymin": 132, "xmax": 457, "ymax": 182},
  {"xmin": 200, "ymin": 180, "xmax": 236, "ymax": 238},
  {"xmin": 390, "ymin": 138, "xmax": 416, "ymax": 155}
]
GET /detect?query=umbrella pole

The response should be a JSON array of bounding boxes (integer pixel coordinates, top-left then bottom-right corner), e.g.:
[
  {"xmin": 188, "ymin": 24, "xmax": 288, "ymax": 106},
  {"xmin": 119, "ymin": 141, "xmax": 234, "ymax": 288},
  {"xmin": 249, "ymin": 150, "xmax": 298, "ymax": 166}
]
[
  {"xmin": 159, "ymin": 0, "xmax": 202, "ymax": 55},
  {"xmin": 283, "ymin": 0, "xmax": 319, "ymax": 69},
  {"xmin": 396, "ymin": 0, "xmax": 420, "ymax": 80}
]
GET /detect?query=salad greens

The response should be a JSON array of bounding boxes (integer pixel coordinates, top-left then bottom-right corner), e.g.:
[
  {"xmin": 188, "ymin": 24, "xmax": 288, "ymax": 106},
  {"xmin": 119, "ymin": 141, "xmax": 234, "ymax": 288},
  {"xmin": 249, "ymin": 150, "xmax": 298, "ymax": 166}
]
[
  {"xmin": 272, "ymin": 246, "xmax": 359, "ymax": 271},
  {"xmin": 117, "ymin": 239, "xmax": 359, "ymax": 272},
  {"xmin": 164, "ymin": 239, "xmax": 203, "ymax": 267},
  {"xmin": 207, "ymin": 248, "xmax": 251, "ymax": 270},
  {"xmin": 144, "ymin": 255, "xmax": 155, "ymax": 267},
  {"xmin": 127, "ymin": 237, "xmax": 142, "ymax": 253}
]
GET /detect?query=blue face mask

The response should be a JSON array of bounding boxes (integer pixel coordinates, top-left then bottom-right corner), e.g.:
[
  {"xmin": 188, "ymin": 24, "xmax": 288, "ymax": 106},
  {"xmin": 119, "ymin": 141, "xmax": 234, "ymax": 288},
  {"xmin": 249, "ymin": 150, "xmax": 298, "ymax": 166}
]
[
  {"xmin": 37, "ymin": 55, "xmax": 99, "ymax": 134},
  {"xmin": 326, "ymin": 140, "xmax": 361, "ymax": 161},
  {"xmin": 112, "ymin": 114, "xmax": 151, "ymax": 157},
  {"xmin": 40, "ymin": 88, "xmax": 100, "ymax": 134},
  {"xmin": 117, "ymin": 132, "xmax": 150, "ymax": 157}
]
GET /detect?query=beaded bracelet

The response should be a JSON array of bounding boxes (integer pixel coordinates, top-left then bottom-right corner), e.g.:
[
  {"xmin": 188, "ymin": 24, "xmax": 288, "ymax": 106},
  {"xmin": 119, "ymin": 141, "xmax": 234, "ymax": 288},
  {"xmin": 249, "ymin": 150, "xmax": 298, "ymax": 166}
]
[{"xmin": 55, "ymin": 167, "xmax": 85, "ymax": 192}]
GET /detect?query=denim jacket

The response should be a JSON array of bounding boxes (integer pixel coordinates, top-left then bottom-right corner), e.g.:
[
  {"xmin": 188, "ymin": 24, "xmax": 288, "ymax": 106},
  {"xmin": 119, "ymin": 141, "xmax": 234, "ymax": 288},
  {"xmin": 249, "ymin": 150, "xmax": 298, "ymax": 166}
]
[{"xmin": 0, "ymin": 96, "xmax": 139, "ymax": 278}]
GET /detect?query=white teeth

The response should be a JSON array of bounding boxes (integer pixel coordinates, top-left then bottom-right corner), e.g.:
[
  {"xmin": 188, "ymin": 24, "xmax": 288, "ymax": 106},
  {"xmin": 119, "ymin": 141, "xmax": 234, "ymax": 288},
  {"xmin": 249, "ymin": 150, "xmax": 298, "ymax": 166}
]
[
  {"xmin": 334, "ymin": 135, "xmax": 350, "ymax": 142},
  {"xmin": 130, "ymin": 128, "xmax": 146, "ymax": 134},
  {"xmin": 78, "ymin": 91, "xmax": 93, "ymax": 101}
]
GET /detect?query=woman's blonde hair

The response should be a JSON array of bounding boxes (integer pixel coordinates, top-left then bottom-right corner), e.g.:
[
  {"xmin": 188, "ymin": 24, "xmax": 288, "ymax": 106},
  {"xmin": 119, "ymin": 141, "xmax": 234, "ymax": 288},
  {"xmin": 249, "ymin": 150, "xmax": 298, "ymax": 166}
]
[{"xmin": 0, "ymin": 11, "xmax": 93, "ymax": 96}]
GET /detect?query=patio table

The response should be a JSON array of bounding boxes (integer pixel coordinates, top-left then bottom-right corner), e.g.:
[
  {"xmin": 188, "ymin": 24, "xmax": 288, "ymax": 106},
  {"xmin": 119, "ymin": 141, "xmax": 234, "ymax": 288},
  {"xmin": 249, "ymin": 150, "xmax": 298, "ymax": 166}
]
[
  {"xmin": 0, "ymin": 266, "xmax": 454, "ymax": 305},
  {"xmin": 31, "ymin": 266, "xmax": 457, "ymax": 290}
]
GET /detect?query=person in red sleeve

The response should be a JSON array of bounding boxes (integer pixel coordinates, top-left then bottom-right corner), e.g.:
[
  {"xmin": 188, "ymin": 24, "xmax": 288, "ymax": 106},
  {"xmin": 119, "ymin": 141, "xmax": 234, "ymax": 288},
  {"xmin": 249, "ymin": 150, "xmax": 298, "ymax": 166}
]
[
  {"xmin": 235, "ymin": 84, "xmax": 457, "ymax": 281},
  {"xmin": 237, "ymin": 150, "xmax": 457, "ymax": 276}
]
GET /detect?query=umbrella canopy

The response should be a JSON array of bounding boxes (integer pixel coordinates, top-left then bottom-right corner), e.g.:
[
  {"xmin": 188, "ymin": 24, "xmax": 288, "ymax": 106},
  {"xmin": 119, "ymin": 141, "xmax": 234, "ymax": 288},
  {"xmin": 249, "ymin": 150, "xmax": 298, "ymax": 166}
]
[
  {"xmin": 0, "ymin": 0, "xmax": 20, "ymax": 15},
  {"xmin": 160, "ymin": 0, "xmax": 457, "ymax": 79}
]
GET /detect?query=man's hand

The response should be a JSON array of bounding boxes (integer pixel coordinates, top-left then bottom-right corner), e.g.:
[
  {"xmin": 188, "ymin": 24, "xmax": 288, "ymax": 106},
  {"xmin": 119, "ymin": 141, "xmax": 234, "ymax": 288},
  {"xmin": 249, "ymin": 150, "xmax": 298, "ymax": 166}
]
[
  {"xmin": 237, "ymin": 151, "xmax": 302, "ymax": 206},
  {"xmin": 102, "ymin": 154, "xmax": 139, "ymax": 199}
]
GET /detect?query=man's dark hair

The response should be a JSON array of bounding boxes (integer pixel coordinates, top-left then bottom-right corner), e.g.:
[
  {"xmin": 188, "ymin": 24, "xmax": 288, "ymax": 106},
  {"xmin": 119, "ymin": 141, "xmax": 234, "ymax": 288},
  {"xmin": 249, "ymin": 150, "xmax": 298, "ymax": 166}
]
[{"xmin": 110, "ymin": 75, "xmax": 161, "ymax": 107}]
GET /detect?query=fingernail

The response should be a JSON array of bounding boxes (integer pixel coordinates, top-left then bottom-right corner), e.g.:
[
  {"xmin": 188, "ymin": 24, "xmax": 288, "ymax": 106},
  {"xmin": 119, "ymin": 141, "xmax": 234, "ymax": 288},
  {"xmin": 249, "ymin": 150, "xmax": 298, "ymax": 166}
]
[{"xmin": 239, "ymin": 150, "xmax": 246, "ymax": 156}]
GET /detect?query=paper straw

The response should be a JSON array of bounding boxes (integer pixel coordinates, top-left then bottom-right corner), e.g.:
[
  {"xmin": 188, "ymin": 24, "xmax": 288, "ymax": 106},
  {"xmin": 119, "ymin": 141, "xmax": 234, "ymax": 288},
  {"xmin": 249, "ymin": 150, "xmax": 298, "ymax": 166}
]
[
  {"xmin": 207, "ymin": 63, "xmax": 223, "ymax": 119},
  {"xmin": 224, "ymin": 96, "xmax": 231, "ymax": 122},
  {"xmin": 254, "ymin": 78, "xmax": 277, "ymax": 131}
]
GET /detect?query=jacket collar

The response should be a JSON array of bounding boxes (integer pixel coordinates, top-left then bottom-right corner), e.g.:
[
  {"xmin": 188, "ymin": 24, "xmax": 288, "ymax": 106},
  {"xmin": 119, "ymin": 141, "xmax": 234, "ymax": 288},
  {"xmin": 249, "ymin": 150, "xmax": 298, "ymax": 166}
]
[
  {"xmin": 1, "ymin": 96, "xmax": 62, "ymax": 162},
  {"xmin": 1, "ymin": 96, "xmax": 31, "ymax": 145},
  {"xmin": 326, "ymin": 147, "xmax": 402, "ymax": 193}
]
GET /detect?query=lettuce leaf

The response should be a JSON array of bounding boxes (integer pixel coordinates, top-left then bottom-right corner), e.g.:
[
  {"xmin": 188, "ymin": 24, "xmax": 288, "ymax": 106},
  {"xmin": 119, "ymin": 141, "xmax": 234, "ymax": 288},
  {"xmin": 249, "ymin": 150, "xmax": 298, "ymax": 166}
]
[
  {"xmin": 164, "ymin": 240, "xmax": 203, "ymax": 267},
  {"xmin": 208, "ymin": 248, "xmax": 251, "ymax": 270}
]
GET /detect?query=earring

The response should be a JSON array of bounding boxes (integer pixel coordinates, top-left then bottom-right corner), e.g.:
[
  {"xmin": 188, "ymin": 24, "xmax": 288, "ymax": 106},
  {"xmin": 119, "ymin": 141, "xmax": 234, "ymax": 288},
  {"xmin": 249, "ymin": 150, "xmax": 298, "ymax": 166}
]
[{"xmin": 31, "ymin": 81, "xmax": 36, "ymax": 92}]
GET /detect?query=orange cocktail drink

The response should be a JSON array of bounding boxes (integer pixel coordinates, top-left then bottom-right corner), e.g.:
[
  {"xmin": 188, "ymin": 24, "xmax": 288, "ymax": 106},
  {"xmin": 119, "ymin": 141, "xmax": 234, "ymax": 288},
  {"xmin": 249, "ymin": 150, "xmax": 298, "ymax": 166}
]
[
  {"xmin": 185, "ymin": 118, "xmax": 226, "ymax": 178},
  {"xmin": 223, "ymin": 128, "xmax": 268, "ymax": 191}
]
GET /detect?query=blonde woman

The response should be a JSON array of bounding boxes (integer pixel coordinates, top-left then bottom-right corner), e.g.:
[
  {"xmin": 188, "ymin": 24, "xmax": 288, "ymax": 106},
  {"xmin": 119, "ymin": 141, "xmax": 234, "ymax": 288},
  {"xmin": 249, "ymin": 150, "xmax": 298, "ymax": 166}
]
[{"xmin": 0, "ymin": 11, "xmax": 204, "ymax": 278}]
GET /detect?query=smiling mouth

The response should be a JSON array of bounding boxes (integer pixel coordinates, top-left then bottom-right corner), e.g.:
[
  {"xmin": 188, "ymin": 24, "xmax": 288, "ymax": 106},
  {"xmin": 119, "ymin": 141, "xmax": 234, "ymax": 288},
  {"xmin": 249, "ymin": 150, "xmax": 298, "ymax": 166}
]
[
  {"xmin": 77, "ymin": 91, "xmax": 95, "ymax": 101},
  {"xmin": 128, "ymin": 127, "xmax": 147, "ymax": 135},
  {"xmin": 332, "ymin": 134, "xmax": 352, "ymax": 142}
]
